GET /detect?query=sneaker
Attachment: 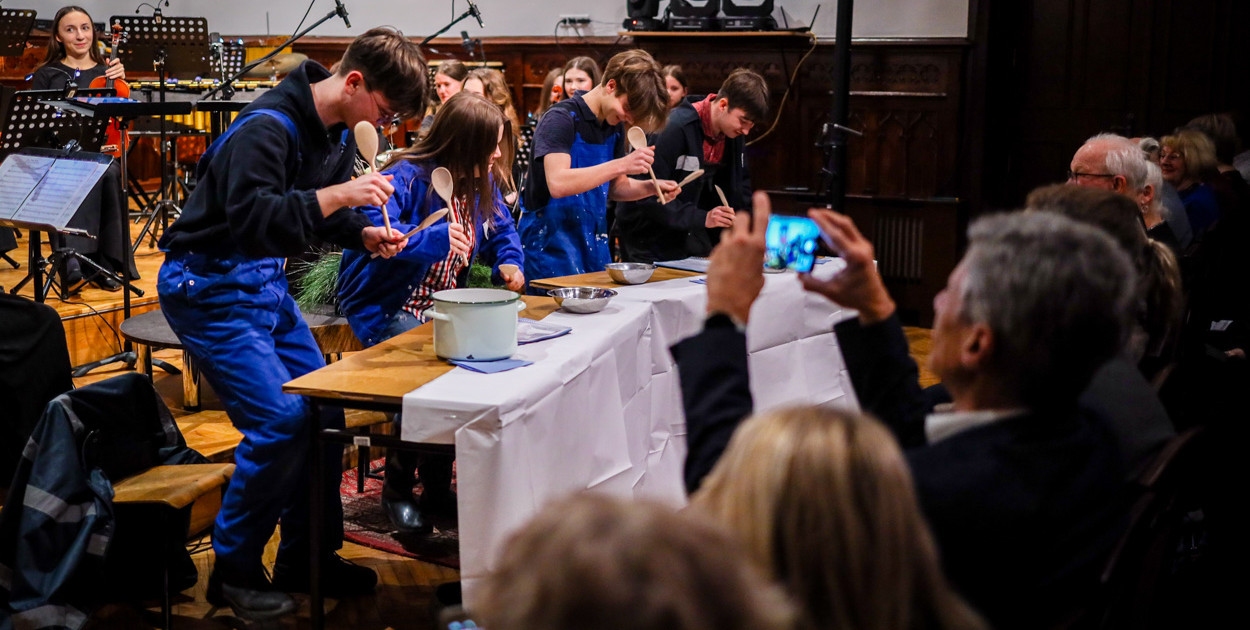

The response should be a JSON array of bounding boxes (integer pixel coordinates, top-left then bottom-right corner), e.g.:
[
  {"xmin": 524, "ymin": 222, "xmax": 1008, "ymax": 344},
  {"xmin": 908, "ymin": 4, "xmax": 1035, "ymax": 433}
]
[
  {"xmin": 206, "ymin": 563, "xmax": 296, "ymax": 621},
  {"xmin": 272, "ymin": 552, "xmax": 378, "ymax": 598}
]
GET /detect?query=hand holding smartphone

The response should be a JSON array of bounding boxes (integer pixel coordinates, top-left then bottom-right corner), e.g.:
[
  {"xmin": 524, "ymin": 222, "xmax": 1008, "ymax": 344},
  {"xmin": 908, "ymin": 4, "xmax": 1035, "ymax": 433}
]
[{"xmin": 765, "ymin": 215, "xmax": 821, "ymax": 272}]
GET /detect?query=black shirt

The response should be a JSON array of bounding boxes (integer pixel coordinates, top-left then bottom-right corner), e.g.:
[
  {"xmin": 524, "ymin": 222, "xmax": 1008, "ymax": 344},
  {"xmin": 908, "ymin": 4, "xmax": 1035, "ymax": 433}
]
[
  {"xmin": 30, "ymin": 62, "xmax": 106, "ymax": 91},
  {"xmin": 523, "ymin": 92, "xmax": 624, "ymax": 213},
  {"xmin": 158, "ymin": 61, "xmax": 369, "ymax": 258}
]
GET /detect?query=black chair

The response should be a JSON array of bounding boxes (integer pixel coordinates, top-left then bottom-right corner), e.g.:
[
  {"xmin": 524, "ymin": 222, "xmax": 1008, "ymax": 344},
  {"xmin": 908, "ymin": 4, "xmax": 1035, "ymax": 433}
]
[{"xmin": 1069, "ymin": 427, "xmax": 1207, "ymax": 629}]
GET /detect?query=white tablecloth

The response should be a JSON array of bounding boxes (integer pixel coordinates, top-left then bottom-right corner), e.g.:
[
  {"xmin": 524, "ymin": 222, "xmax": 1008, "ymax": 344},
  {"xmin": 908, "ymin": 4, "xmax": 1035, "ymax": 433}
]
[{"xmin": 401, "ymin": 267, "xmax": 858, "ymax": 605}]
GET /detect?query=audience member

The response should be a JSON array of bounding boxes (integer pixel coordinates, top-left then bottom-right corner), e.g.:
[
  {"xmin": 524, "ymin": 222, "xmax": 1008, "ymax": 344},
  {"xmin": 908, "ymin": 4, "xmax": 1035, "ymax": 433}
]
[
  {"xmin": 662, "ymin": 64, "xmax": 688, "ymax": 109},
  {"xmin": 1029, "ymin": 184, "xmax": 1183, "ymax": 373},
  {"xmin": 692, "ymin": 405, "xmax": 986, "ymax": 630},
  {"xmin": 1186, "ymin": 113, "xmax": 1250, "ymax": 216},
  {"xmin": 519, "ymin": 49, "xmax": 675, "ymax": 280},
  {"xmin": 1160, "ymin": 129, "xmax": 1222, "ymax": 235},
  {"xmin": 475, "ymin": 493, "xmax": 795, "ymax": 630},
  {"xmin": 560, "ymin": 56, "xmax": 601, "ymax": 99},
  {"xmin": 616, "ymin": 68, "xmax": 767, "ymax": 263},
  {"xmin": 676, "ymin": 192, "xmax": 1137, "ymax": 628},
  {"xmin": 1069, "ymin": 133, "xmax": 1182, "ymax": 249},
  {"xmin": 1138, "ymin": 136, "xmax": 1195, "ymax": 249}
]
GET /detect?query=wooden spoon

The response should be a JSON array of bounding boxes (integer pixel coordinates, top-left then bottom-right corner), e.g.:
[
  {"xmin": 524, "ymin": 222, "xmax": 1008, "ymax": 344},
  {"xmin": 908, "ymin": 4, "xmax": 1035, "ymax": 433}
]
[
  {"xmin": 626, "ymin": 126, "xmax": 666, "ymax": 204},
  {"xmin": 430, "ymin": 167, "xmax": 464, "ymax": 265},
  {"xmin": 714, "ymin": 184, "xmax": 731, "ymax": 209},
  {"xmin": 353, "ymin": 120, "xmax": 390, "ymax": 232},
  {"xmin": 369, "ymin": 209, "xmax": 450, "ymax": 258},
  {"xmin": 676, "ymin": 168, "xmax": 704, "ymax": 189}
]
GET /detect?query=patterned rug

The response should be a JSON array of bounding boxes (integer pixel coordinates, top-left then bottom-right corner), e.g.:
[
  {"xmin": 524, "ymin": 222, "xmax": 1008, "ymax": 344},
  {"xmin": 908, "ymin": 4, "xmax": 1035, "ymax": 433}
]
[{"xmin": 339, "ymin": 459, "xmax": 459, "ymax": 569}]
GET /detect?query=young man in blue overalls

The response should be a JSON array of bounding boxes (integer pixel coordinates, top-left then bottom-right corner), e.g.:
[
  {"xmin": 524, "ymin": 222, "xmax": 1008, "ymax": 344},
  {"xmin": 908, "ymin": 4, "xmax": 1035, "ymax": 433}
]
[
  {"xmin": 520, "ymin": 49, "xmax": 679, "ymax": 281},
  {"xmin": 156, "ymin": 27, "xmax": 426, "ymax": 621}
]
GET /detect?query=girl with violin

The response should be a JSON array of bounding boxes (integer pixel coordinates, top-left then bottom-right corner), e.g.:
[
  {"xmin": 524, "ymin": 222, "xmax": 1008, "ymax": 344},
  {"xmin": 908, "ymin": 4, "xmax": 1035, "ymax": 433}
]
[
  {"xmin": 32, "ymin": 6, "xmax": 125, "ymax": 92},
  {"xmin": 336, "ymin": 91, "xmax": 524, "ymax": 533},
  {"xmin": 28, "ymin": 5, "xmax": 135, "ymax": 292}
]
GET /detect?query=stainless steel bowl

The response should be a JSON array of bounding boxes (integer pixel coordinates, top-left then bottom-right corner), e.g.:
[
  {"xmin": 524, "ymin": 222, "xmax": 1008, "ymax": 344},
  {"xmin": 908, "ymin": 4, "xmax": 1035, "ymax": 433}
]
[
  {"xmin": 548, "ymin": 287, "xmax": 618, "ymax": 314},
  {"xmin": 605, "ymin": 262, "xmax": 656, "ymax": 285}
]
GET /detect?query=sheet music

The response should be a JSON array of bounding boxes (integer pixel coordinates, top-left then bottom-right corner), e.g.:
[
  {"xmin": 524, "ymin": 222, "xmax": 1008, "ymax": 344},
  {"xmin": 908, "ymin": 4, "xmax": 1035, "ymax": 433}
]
[
  {"xmin": 0, "ymin": 152, "xmax": 108, "ymax": 228},
  {"xmin": 0, "ymin": 153, "xmax": 53, "ymax": 221}
]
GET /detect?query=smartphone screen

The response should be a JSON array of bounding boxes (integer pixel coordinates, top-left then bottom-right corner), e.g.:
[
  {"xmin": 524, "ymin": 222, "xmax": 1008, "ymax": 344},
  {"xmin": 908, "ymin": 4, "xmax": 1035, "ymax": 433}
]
[{"xmin": 765, "ymin": 215, "xmax": 820, "ymax": 273}]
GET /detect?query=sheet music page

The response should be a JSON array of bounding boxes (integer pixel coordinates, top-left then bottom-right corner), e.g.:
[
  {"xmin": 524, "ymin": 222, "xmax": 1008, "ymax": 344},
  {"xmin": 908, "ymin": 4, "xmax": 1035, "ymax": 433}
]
[
  {"xmin": 19, "ymin": 159, "xmax": 109, "ymax": 228},
  {"xmin": 0, "ymin": 153, "xmax": 54, "ymax": 221}
]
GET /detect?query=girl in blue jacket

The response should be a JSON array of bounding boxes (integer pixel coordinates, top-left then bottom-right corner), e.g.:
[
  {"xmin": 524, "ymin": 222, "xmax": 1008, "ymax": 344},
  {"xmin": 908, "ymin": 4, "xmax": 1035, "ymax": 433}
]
[{"xmin": 336, "ymin": 91, "xmax": 524, "ymax": 532}]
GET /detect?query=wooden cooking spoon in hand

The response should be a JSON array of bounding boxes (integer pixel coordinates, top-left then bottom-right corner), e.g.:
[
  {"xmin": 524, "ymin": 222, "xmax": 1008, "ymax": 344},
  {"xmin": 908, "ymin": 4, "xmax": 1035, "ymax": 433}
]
[
  {"xmin": 354, "ymin": 120, "xmax": 391, "ymax": 233},
  {"xmin": 626, "ymin": 126, "xmax": 666, "ymax": 204}
]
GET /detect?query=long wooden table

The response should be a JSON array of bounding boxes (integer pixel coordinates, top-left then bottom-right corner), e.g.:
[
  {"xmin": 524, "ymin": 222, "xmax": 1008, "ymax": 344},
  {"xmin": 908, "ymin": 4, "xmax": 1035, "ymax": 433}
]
[
  {"xmin": 284, "ymin": 296, "xmax": 559, "ymax": 408},
  {"xmin": 528, "ymin": 266, "xmax": 702, "ymax": 291}
]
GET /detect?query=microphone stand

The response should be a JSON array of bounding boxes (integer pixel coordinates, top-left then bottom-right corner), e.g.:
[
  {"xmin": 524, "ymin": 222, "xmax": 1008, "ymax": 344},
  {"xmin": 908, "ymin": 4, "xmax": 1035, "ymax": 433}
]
[
  {"xmin": 421, "ymin": 6, "xmax": 481, "ymax": 46},
  {"xmin": 818, "ymin": 0, "xmax": 856, "ymax": 211},
  {"xmin": 198, "ymin": 5, "xmax": 345, "ymax": 102}
]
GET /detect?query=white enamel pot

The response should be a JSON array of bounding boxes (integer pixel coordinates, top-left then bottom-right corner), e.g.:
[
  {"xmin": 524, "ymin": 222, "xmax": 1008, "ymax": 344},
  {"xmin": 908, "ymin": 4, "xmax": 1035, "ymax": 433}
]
[{"xmin": 422, "ymin": 288, "xmax": 526, "ymax": 361}]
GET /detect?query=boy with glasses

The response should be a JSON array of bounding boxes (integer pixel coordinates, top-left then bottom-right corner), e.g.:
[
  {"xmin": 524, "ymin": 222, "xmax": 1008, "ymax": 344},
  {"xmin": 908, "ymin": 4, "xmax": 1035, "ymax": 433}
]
[{"xmin": 156, "ymin": 27, "xmax": 428, "ymax": 621}]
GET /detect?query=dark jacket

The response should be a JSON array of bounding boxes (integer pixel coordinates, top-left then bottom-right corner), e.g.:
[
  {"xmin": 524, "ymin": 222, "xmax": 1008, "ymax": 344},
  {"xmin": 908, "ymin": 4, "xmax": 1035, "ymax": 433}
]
[
  {"xmin": 158, "ymin": 61, "xmax": 370, "ymax": 258},
  {"xmin": 615, "ymin": 97, "xmax": 752, "ymax": 263},
  {"xmin": 0, "ymin": 373, "xmax": 206, "ymax": 629},
  {"xmin": 674, "ymin": 315, "xmax": 1129, "ymax": 628}
]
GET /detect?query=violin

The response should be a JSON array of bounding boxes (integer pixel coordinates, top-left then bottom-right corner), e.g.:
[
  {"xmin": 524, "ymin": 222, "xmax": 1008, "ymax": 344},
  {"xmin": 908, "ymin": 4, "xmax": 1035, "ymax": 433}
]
[{"xmin": 89, "ymin": 22, "xmax": 129, "ymax": 156}]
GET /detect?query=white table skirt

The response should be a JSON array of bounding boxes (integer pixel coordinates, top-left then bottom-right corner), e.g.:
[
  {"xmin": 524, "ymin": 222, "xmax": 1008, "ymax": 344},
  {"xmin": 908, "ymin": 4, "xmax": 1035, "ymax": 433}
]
[{"xmin": 401, "ymin": 266, "xmax": 859, "ymax": 605}]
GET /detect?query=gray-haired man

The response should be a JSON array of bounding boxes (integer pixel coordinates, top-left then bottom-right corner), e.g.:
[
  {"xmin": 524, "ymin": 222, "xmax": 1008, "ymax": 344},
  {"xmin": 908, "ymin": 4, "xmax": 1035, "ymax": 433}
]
[{"xmin": 677, "ymin": 198, "xmax": 1137, "ymax": 628}]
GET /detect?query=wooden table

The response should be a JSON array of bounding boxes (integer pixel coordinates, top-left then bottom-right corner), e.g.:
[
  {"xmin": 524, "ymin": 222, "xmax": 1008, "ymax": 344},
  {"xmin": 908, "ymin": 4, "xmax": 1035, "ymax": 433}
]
[
  {"xmin": 284, "ymin": 296, "xmax": 559, "ymax": 409},
  {"xmin": 284, "ymin": 295, "xmax": 559, "ymax": 629},
  {"xmin": 528, "ymin": 266, "xmax": 702, "ymax": 291}
]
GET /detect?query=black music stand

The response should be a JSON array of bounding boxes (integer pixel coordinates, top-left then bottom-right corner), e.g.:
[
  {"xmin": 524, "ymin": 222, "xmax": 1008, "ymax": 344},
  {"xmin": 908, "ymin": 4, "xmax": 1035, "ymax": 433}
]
[
  {"xmin": 110, "ymin": 14, "xmax": 210, "ymax": 250},
  {"xmin": 0, "ymin": 8, "xmax": 36, "ymax": 57},
  {"xmin": 0, "ymin": 148, "xmax": 113, "ymax": 303},
  {"xmin": 0, "ymin": 88, "xmax": 143, "ymax": 303}
]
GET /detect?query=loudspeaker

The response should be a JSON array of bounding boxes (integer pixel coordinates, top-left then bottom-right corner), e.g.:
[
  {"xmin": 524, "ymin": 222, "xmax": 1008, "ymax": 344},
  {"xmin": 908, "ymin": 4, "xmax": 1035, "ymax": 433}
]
[
  {"xmin": 670, "ymin": 0, "xmax": 720, "ymax": 17},
  {"xmin": 720, "ymin": 0, "xmax": 776, "ymax": 30},
  {"xmin": 623, "ymin": 0, "xmax": 665, "ymax": 31}
]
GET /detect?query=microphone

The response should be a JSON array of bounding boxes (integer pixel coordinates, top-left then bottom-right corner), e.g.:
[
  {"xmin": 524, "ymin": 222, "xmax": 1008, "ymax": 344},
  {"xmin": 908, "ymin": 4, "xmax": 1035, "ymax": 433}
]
[
  {"xmin": 460, "ymin": 30, "xmax": 475, "ymax": 55},
  {"xmin": 466, "ymin": 0, "xmax": 484, "ymax": 28},
  {"xmin": 335, "ymin": 0, "xmax": 351, "ymax": 28}
]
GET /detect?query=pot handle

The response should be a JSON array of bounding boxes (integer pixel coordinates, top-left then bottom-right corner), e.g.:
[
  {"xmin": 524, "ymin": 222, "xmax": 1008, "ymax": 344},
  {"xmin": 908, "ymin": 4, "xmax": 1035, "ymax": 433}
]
[
  {"xmin": 515, "ymin": 301, "xmax": 527, "ymax": 313},
  {"xmin": 423, "ymin": 307, "xmax": 451, "ymax": 322}
]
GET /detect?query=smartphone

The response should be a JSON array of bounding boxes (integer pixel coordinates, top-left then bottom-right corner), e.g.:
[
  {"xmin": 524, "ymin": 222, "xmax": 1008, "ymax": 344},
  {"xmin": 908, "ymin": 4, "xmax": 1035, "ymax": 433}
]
[{"xmin": 765, "ymin": 215, "xmax": 821, "ymax": 273}]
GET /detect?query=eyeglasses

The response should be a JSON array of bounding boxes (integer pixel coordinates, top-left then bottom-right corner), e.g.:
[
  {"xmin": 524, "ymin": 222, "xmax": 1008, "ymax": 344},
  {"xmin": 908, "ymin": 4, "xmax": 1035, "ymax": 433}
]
[
  {"xmin": 1066, "ymin": 170, "xmax": 1116, "ymax": 182},
  {"xmin": 362, "ymin": 85, "xmax": 397, "ymax": 125},
  {"xmin": 1159, "ymin": 152, "xmax": 1184, "ymax": 162}
]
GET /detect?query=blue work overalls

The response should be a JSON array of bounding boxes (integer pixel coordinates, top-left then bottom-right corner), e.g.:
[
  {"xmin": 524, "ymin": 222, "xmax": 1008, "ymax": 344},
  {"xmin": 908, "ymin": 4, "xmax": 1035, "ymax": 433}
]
[
  {"xmin": 518, "ymin": 112, "xmax": 616, "ymax": 280},
  {"xmin": 156, "ymin": 111, "xmax": 346, "ymax": 573}
]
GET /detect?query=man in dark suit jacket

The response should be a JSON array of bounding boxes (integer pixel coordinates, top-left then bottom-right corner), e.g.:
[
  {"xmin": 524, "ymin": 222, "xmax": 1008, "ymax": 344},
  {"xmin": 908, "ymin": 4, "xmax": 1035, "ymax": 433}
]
[{"xmin": 675, "ymin": 195, "xmax": 1139, "ymax": 628}]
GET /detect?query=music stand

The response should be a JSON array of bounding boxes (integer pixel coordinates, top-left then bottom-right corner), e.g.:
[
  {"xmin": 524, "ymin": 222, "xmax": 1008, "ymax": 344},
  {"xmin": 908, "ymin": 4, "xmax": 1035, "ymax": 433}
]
[
  {"xmin": 0, "ymin": 148, "xmax": 113, "ymax": 303},
  {"xmin": 0, "ymin": 8, "xmax": 36, "ymax": 57},
  {"xmin": 110, "ymin": 14, "xmax": 210, "ymax": 250}
]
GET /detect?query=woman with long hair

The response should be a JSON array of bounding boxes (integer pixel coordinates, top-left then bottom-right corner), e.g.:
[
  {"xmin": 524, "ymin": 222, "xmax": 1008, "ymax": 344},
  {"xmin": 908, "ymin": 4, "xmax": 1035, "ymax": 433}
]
[
  {"xmin": 560, "ymin": 56, "xmax": 601, "ymax": 99},
  {"xmin": 418, "ymin": 59, "xmax": 469, "ymax": 137},
  {"xmin": 535, "ymin": 67, "xmax": 564, "ymax": 119},
  {"xmin": 28, "ymin": 6, "xmax": 134, "ymax": 292},
  {"xmin": 463, "ymin": 67, "xmax": 521, "ymax": 202},
  {"xmin": 31, "ymin": 6, "xmax": 125, "ymax": 90},
  {"xmin": 692, "ymin": 406, "xmax": 986, "ymax": 630},
  {"xmin": 336, "ymin": 91, "xmax": 524, "ymax": 532}
]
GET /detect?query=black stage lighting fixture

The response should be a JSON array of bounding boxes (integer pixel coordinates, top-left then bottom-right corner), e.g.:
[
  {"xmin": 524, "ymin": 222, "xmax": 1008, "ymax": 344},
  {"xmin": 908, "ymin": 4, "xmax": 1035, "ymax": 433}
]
[
  {"xmin": 721, "ymin": 0, "xmax": 777, "ymax": 30},
  {"xmin": 668, "ymin": 0, "xmax": 719, "ymax": 31},
  {"xmin": 623, "ymin": 0, "xmax": 665, "ymax": 31}
]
